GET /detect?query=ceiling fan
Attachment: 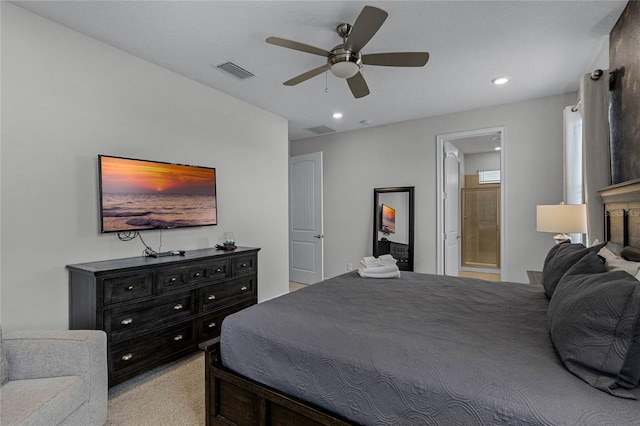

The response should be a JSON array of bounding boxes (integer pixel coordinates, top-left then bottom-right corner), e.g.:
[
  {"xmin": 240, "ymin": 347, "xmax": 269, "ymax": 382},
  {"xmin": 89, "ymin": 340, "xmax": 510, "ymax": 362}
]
[{"xmin": 266, "ymin": 5, "xmax": 429, "ymax": 99}]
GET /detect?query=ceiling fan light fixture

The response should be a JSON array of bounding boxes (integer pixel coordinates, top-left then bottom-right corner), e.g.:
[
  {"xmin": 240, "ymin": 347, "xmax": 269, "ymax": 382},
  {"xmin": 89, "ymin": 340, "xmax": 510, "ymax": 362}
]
[
  {"xmin": 330, "ymin": 61, "xmax": 360, "ymax": 79},
  {"xmin": 329, "ymin": 47, "xmax": 362, "ymax": 79}
]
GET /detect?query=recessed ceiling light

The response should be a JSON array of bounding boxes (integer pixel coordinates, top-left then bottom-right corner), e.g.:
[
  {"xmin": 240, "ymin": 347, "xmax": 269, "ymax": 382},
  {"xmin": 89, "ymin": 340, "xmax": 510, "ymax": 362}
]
[
  {"xmin": 492, "ymin": 77, "xmax": 509, "ymax": 85},
  {"xmin": 332, "ymin": 112, "xmax": 343, "ymax": 119},
  {"xmin": 494, "ymin": 146, "xmax": 501, "ymax": 151}
]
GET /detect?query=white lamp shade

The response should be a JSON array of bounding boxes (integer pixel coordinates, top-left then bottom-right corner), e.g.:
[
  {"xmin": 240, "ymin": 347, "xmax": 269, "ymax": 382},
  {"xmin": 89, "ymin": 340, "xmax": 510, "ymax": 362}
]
[{"xmin": 536, "ymin": 204, "xmax": 587, "ymax": 233}]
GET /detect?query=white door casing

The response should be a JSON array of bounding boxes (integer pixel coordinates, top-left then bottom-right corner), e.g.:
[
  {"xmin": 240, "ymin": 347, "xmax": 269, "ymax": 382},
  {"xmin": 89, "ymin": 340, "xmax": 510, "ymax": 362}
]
[
  {"xmin": 289, "ymin": 152, "xmax": 324, "ymax": 284},
  {"xmin": 443, "ymin": 141, "xmax": 460, "ymax": 276},
  {"xmin": 436, "ymin": 127, "xmax": 505, "ymax": 277}
]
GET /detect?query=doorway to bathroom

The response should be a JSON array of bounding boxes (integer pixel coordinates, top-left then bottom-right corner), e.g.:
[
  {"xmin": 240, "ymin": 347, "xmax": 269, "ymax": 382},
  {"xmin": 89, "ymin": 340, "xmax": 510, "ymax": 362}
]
[{"xmin": 436, "ymin": 127, "xmax": 505, "ymax": 279}]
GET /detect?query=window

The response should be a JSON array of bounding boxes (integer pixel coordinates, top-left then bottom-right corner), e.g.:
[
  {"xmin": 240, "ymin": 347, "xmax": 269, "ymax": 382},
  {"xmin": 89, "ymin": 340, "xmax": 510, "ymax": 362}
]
[{"xmin": 478, "ymin": 170, "xmax": 500, "ymax": 184}]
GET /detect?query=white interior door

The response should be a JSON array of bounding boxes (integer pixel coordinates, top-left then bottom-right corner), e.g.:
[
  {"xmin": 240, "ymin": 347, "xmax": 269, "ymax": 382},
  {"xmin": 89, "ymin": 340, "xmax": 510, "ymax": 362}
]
[
  {"xmin": 443, "ymin": 141, "xmax": 461, "ymax": 276},
  {"xmin": 289, "ymin": 152, "xmax": 323, "ymax": 284}
]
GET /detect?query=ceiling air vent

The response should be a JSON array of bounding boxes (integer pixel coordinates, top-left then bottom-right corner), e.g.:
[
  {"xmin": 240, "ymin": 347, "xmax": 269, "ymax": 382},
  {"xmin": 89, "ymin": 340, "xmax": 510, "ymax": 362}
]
[
  {"xmin": 305, "ymin": 125, "xmax": 336, "ymax": 136},
  {"xmin": 215, "ymin": 61, "xmax": 255, "ymax": 80}
]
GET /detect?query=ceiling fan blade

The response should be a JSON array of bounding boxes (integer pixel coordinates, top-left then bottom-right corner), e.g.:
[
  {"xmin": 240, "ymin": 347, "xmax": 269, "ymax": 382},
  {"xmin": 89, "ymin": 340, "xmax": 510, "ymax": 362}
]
[
  {"xmin": 346, "ymin": 6, "xmax": 388, "ymax": 52},
  {"xmin": 266, "ymin": 37, "xmax": 331, "ymax": 57},
  {"xmin": 346, "ymin": 72, "xmax": 370, "ymax": 98},
  {"xmin": 283, "ymin": 64, "xmax": 331, "ymax": 86},
  {"xmin": 363, "ymin": 52, "xmax": 430, "ymax": 67}
]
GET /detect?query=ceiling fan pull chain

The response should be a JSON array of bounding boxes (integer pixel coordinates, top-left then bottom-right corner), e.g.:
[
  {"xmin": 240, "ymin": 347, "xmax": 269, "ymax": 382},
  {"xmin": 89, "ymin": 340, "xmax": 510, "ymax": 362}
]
[{"xmin": 325, "ymin": 72, "xmax": 329, "ymax": 93}]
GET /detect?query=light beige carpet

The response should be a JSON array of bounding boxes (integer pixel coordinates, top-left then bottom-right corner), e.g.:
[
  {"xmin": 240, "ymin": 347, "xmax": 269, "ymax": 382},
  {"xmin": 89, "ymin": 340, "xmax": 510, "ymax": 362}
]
[{"xmin": 106, "ymin": 352, "xmax": 205, "ymax": 426}]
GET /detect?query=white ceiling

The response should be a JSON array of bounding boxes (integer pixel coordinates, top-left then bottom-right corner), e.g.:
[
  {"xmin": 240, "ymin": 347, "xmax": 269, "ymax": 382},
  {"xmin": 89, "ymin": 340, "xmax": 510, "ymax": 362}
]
[{"xmin": 13, "ymin": 1, "xmax": 627, "ymax": 141}]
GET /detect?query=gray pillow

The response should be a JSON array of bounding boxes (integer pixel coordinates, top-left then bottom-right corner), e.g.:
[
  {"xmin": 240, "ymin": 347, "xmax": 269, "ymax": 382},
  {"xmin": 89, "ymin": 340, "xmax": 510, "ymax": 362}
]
[
  {"xmin": 548, "ymin": 263, "xmax": 640, "ymax": 399},
  {"xmin": 541, "ymin": 242, "xmax": 605, "ymax": 299}
]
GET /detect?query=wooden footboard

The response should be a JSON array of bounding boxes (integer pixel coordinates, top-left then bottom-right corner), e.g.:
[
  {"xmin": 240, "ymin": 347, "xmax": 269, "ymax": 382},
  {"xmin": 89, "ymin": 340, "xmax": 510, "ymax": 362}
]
[{"xmin": 200, "ymin": 337, "xmax": 356, "ymax": 426}]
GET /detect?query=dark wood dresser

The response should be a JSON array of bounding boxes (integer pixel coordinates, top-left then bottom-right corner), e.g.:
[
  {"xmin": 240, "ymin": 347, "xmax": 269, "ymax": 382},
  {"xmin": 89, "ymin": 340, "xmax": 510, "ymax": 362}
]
[
  {"xmin": 67, "ymin": 246, "xmax": 259, "ymax": 386},
  {"xmin": 376, "ymin": 240, "xmax": 411, "ymax": 270}
]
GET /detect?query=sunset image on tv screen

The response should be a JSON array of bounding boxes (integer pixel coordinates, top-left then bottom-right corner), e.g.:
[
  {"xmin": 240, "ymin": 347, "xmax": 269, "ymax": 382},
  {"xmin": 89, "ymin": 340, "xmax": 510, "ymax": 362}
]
[
  {"xmin": 99, "ymin": 156, "xmax": 216, "ymax": 232},
  {"xmin": 381, "ymin": 204, "xmax": 396, "ymax": 234}
]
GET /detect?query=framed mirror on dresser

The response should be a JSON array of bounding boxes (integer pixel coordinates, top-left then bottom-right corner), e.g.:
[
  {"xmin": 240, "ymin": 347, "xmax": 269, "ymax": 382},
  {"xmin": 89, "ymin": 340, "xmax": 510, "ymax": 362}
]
[{"xmin": 373, "ymin": 186, "xmax": 415, "ymax": 271}]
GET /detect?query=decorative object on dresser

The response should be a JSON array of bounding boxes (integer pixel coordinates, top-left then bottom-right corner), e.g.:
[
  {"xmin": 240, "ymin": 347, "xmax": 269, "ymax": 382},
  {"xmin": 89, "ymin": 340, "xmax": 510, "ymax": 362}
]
[{"xmin": 67, "ymin": 246, "xmax": 259, "ymax": 387}]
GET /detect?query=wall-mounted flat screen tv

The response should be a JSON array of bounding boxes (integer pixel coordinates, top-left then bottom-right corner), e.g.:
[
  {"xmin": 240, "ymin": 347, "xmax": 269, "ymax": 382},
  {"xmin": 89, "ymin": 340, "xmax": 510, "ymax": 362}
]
[
  {"xmin": 99, "ymin": 155, "xmax": 216, "ymax": 233},
  {"xmin": 381, "ymin": 204, "xmax": 396, "ymax": 234}
]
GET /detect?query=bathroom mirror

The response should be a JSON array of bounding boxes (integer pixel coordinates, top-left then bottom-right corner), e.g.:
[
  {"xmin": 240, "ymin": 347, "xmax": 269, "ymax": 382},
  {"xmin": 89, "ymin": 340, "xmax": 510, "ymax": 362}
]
[{"xmin": 373, "ymin": 186, "xmax": 415, "ymax": 271}]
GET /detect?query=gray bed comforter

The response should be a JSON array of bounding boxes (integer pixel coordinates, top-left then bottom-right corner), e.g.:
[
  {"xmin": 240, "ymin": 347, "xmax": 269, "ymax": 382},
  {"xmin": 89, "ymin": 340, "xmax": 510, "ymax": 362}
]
[{"xmin": 221, "ymin": 271, "xmax": 640, "ymax": 425}]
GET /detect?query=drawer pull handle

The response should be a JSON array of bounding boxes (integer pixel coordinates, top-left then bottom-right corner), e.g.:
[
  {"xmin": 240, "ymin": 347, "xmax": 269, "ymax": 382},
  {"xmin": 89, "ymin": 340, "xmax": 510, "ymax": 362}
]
[
  {"xmin": 121, "ymin": 353, "xmax": 133, "ymax": 361},
  {"xmin": 241, "ymin": 263, "xmax": 247, "ymax": 268},
  {"xmin": 173, "ymin": 334, "xmax": 184, "ymax": 341},
  {"xmin": 240, "ymin": 286, "xmax": 248, "ymax": 291},
  {"xmin": 126, "ymin": 285, "xmax": 135, "ymax": 291},
  {"xmin": 208, "ymin": 322, "xmax": 216, "ymax": 328},
  {"xmin": 170, "ymin": 277, "xmax": 177, "ymax": 283},
  {"xmin": 215, "ymin": 268, "xmax": 222, "ymax": 273},
  {"xmin": 173, "ymin": 304, "xmax": 183, "ymax": 310},
  {"xmin": 207, "ymin": 294, "xmax": 216, "ymax": 300},
  {"xmin": 194, "ymin": 272, "xmax": 201, "ymax": 278},
  {"xmin": 121, "ymin": 318, "xmax": 134, "ymax": 325}
]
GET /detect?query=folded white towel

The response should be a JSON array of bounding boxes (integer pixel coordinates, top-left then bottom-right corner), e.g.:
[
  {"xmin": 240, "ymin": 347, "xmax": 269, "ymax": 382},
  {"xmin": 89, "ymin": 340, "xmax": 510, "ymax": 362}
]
[
  {"xmin": 358, "ymin": 267, "xmax": 401, "ymax": 279},
  {"xmin": 378, "ymin": 254, "xmax": 397, "ymax": 264},
  {"xmin": 360, "ymin": 255, "xmax": 397, "ymax": 268},
  {"xmin": 360, "ymin": 264, "xmax": 399, "ymax": 274}
]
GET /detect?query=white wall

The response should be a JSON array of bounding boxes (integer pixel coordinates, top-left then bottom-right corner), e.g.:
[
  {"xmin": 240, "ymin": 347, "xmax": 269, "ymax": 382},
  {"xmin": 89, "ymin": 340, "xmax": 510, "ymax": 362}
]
[
  {"xmin": 464, "ymin": 152, "xmax": 501, "ymax": 174},
  {"xmin": 591, "ymin": 36, "xmax": 610, "ymax": 70},
  {"xmin": 290, "ymin": 92, "xmax": 576, "ymax": 283},
  {"xmin": 0, "ymin": 3, "xmax": 289, "ymax": 330}
]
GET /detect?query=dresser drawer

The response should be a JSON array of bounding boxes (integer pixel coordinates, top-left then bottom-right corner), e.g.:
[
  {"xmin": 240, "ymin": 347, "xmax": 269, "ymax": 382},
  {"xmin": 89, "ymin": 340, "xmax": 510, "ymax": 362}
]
[
  {"xmin": 199, "ymin": 277, "xmax": 255, "ymax": 313},
  {"xmin": 102, "ymin": 271, "xmax": 154, "ymax": 305},
  {"xmin": 157, "ymin": 263, "xmax": 208, "ymax": 293},
  {"xmin": 232, "ymin": 255, "xmax": 256, "ymax": 276},
  {"xmin": 197, "ymin": 299, "xmax": 255, "ymax": 342},
  {"xmin": 107, "ymin": 292, "xmax": 195, "ymax": 340},
  {"xmin": 204, "ymin": 259, "xmax": 230, "ymax": 281},
  {"xmin": 110, "ymin": 321, "xmax": 195, "ymax": 377}
]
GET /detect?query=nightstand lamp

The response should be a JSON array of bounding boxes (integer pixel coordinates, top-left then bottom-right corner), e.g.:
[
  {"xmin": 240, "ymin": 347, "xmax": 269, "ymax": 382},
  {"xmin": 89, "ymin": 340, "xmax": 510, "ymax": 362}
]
[{"xmin": 536, "ymin": 203, "xmax": 587, "ymax": 244}]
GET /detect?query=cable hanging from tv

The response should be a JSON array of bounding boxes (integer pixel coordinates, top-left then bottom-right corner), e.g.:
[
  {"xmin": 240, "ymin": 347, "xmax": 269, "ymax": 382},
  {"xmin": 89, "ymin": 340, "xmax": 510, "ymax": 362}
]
[{"xmin": 117, "ymin": 231, "xmax": 158, "ymax": 257}]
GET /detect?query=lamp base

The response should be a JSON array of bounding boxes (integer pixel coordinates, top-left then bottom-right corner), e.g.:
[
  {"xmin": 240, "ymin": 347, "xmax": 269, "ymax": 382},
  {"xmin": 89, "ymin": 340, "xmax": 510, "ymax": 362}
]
[{"xmin": 553, "ymin": 233, "xmax": 572, "ymax": 244}]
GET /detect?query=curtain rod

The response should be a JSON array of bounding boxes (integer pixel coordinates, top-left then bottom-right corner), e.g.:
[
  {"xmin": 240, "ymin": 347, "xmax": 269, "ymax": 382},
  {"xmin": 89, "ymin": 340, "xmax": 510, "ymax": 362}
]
[{"xmin": 571, "ymin": 99, "xmax": 582, "ymax": 112}]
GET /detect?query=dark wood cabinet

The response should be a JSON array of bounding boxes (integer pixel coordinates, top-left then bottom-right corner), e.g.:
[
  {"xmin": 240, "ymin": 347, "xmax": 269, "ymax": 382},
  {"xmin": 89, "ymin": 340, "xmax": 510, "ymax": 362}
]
[
  {"xmin": 67, "ymin": 246, "xmax": 259, "ymax": 386},
  {"xmin": 376, "ymin": 240, "xmax": 410, "ymax": 271}
]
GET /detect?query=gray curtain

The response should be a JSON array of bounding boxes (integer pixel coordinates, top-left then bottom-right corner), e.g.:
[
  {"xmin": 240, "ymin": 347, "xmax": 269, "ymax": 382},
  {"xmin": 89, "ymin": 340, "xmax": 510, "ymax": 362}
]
[{"xmin": 580, "ymin": 70, "xmax": 611, "ymax": 244}]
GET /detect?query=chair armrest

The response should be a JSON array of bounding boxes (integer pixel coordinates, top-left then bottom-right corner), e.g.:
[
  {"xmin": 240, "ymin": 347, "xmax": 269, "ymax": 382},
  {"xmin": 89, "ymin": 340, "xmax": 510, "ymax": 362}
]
[{"xmin": 3, "ymin": 330, "xmax": 106, "ymax": 383}]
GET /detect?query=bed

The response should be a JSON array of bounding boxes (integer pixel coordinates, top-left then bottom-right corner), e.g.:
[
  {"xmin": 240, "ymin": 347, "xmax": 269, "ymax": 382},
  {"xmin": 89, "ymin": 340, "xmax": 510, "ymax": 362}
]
[{"xmin": 202, "ymin": 181, "xmax": 640, "ymax": 425}]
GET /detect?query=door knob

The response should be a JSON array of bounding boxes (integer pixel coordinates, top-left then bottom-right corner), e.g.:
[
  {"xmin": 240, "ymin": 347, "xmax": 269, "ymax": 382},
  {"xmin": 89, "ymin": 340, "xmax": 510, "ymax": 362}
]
[{"xmin": 314, "ymin": 234, "xmax": 323, "ymax": 239}]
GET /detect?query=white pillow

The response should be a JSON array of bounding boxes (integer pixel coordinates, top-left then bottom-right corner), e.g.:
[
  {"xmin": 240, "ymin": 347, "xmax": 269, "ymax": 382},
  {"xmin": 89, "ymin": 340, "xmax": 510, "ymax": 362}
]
[{"xmin": 598, "ymin": 247, "xmax": 640, "ymax": 276}]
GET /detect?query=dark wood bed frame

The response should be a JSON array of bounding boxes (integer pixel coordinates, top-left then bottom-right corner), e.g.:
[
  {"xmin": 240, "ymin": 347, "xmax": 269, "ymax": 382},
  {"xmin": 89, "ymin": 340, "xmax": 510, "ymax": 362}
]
[
  {"xmin": 200, "ymin": 337, "xmax": 354, "ymax": 426},
  {"xmin": 201, "ymin": 179, "xmax": 640, "ymax": 426}
]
